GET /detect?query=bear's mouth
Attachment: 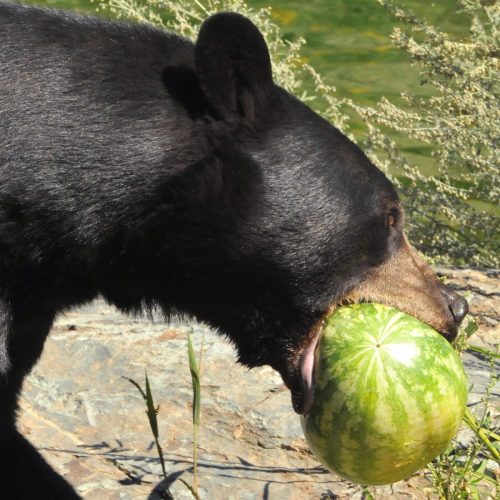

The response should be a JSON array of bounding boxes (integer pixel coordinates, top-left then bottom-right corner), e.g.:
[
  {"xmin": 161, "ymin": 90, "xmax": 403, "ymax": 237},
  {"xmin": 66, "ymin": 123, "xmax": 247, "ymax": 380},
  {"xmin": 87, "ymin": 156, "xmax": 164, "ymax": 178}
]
[
  {"xmin": 287, "ymin": 298, "xmax": 462, "ymax": 415},
  {"xmin": 295, "ymin": 328, "xmax": 322, "ymax": 415},
  {"xmin": 286, "ymin": 316, "xmax": 326, "ymax": 415}
]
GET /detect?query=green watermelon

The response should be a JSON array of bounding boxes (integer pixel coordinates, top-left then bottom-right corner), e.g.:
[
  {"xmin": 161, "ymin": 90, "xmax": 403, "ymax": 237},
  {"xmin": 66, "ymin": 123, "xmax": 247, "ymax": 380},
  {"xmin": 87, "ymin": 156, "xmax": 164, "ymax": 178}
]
[{"xmin": 301, "ymin": 303, "xmax": 467, "ymax": 485}]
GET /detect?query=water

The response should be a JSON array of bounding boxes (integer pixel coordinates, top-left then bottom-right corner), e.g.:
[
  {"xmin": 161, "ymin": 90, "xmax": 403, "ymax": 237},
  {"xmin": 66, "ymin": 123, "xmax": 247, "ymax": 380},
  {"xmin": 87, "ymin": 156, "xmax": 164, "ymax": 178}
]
[{"xmin": 254, "ymin": 0, "xmax": 468, "ymax": 103}]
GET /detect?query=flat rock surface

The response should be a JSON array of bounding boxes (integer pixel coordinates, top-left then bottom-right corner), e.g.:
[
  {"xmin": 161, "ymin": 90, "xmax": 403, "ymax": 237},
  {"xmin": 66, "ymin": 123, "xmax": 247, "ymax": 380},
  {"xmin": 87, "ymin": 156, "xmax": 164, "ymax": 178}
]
[{"xmin": 19, "ymin": 267, "xmax": 498, "ymax": 499}]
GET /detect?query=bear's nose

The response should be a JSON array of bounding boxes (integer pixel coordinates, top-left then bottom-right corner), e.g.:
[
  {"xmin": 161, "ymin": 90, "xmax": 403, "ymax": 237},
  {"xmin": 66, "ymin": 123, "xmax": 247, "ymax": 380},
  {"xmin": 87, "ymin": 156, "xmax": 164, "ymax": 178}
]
[{"xmin": 442, "ymin": 286, "xmax": 469, "ymax": 325}]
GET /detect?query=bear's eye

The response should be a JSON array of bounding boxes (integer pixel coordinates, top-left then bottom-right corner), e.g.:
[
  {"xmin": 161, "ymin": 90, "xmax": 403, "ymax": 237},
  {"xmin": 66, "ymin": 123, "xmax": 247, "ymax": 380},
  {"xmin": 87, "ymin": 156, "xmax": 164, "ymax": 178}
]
[{"xmin": 387, "ymin": 209, "xmax": 398, "ymax": 227}]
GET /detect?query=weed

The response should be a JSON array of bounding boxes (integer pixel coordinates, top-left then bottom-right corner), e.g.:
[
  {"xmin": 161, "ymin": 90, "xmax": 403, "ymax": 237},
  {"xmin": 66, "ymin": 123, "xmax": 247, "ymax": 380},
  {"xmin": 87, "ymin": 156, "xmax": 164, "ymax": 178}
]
[
  {"xmin": 186, "ymin": 330, "xmax": 204, "ymax": 499},
  {"xmin": 427, "ymin": 347, "xmax": 499, "ymax": 499},
  {"xmin": 124, "ymin": 331, "xmax": 205, "ymax": 500},
  {"xmin": 124, "ymin": 373, "xmax": 171, "ymax": 495}
]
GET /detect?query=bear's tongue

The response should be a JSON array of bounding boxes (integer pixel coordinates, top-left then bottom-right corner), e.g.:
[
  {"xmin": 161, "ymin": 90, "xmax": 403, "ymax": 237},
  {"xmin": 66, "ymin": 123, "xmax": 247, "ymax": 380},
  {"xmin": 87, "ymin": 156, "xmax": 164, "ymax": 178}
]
[{"xmin": 299, "ymin": 331, "xmax": 321, "ymax": 415}]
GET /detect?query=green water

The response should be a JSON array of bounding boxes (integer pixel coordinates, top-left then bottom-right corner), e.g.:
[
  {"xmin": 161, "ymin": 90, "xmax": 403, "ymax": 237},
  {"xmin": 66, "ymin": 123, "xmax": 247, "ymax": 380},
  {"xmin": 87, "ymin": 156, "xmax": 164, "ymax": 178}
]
[{"xmin": 256, "ymin": 0, "xmax": 467, "ymax": 103}]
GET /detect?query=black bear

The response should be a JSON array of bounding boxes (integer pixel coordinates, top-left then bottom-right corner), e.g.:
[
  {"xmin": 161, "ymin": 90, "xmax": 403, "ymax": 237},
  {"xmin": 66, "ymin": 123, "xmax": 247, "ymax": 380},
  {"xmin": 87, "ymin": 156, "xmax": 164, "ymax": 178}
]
[{"xmin": 0, "ymin": 2, "xmax": 467, "ymax": 497}]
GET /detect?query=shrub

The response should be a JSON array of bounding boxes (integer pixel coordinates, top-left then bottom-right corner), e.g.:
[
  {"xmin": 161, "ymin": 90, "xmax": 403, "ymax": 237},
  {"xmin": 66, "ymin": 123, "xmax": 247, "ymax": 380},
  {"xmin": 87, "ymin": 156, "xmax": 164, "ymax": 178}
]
[{"xmin": 350, "ymin": 0, "xmax": 499, "ymax": 268}]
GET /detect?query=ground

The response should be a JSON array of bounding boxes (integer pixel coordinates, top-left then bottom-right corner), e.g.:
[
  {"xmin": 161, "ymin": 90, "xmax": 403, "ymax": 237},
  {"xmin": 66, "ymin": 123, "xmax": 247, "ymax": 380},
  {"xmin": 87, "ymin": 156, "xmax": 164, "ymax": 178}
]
[{"xmin": 18, "ymin": 267, "xmax": 499, "ymax": 499}]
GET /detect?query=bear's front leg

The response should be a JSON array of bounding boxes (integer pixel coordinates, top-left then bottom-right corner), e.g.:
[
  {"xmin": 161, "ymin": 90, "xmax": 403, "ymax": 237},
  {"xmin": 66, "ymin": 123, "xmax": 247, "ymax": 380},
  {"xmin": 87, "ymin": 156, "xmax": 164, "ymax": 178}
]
[
  {"xmin": 0, "ymin": 429, "xmax": 80, "ymax": 499},
  {"xmin": 0, "ymin": 298, "xmax": 78, "ymax": 499}
]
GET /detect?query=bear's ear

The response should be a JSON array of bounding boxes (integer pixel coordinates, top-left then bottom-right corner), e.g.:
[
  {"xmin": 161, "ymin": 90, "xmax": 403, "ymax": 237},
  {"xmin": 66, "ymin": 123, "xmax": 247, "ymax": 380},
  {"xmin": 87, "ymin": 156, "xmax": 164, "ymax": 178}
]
[{"xmin": 195, "ymin": 12, "xmax": 273, "ymax": 122}]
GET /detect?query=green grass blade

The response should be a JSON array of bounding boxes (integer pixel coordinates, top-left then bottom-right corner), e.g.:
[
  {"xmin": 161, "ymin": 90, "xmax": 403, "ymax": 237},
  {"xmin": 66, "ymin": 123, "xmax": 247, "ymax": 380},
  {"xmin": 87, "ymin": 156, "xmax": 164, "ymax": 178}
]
[
  {"xmin": 187, "ymin": 333, "xmax": 203, "ymax": 496},
  {"xmin": 466, "ymin": 345, "xmax": 500, "ymax": 359},
  {"xmin": 145, "ymin": 372, "xmax": 159, "ymax": 439},
  {"xmin": 188, "ymin": 334, "xmax": 201, "ymax": 426},
  {"xmin": 124, "ymin": 373, "xmax": 167, "ymax": 481},
  {"xmin": 463, "ymin": 408, "xmax": 500, "ymax": 462},
  {"xmin": 464, "ymin": 319, "xmax": 479, "ymax": 337},
  {"xmin": 179, "ymin": 478, "xmax": 201, "ymax": 500},
  {"xmin": 122, "ymin": 375, "xmax": 147, "ymax": 401}
]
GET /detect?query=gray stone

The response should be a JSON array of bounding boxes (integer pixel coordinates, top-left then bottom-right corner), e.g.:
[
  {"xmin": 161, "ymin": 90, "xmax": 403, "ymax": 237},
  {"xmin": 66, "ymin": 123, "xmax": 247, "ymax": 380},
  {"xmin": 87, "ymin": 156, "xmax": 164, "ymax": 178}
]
[{"xmin": 18, "ymin": 267, "xmax": 498, "ymax": 499}]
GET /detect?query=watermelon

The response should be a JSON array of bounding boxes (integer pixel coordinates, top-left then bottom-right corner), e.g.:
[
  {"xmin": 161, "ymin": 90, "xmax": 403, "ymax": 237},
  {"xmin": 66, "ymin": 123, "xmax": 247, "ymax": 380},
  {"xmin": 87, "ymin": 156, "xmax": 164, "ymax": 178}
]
[{"xmin": 301, "ymin": 303, "xmax": 467, "ymax": 485}]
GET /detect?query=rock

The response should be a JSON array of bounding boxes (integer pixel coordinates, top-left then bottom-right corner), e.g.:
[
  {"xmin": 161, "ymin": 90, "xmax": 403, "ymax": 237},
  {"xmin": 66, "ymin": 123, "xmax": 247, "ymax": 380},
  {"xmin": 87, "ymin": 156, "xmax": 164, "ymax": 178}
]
[{"xmin": 18, "ymin": 267, "xmax": 498, "ymax": 498}]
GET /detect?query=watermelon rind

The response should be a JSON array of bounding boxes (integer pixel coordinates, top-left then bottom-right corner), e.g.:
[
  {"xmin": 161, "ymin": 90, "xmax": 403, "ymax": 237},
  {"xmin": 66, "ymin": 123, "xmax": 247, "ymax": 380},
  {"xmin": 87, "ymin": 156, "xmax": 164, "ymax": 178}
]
[{"xmin": 301, "ymin": 303, "xmax": 468, "ymax": 486}]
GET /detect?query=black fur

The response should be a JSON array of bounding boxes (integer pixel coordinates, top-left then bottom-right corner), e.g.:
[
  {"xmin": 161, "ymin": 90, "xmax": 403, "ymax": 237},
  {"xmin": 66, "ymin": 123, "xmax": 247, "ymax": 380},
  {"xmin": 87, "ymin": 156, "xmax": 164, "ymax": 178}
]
[{"xmin": 1, "ymin": 3, "xmax": 407, "ymax": 496}]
